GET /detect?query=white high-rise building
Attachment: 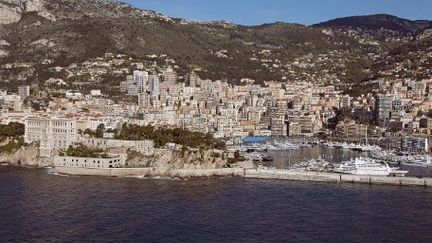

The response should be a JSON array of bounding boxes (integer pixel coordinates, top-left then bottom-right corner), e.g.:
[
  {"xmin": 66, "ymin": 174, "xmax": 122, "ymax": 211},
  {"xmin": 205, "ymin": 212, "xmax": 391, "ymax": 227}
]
[
  {"xmin": 149, "ymin": 75, "xmax": 160, "ymax": 96},
  {"xmin": 133, "ymin": 70, "xmax": 149, "ymax": 92},
  {"xmin": 24, "ymin": 117, "xmax": 77, "ymax": 157}
]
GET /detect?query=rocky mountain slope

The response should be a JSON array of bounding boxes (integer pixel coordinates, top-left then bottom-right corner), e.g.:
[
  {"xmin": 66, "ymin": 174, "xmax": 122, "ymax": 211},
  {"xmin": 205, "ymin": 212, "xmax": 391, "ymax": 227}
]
[
  {"xmin": 0, "ymin": 0, "xmax": 430, "ymax": 93},
  {"xmin": 314, "ymin": 14, "xmax": 432, "ymax": 39}
]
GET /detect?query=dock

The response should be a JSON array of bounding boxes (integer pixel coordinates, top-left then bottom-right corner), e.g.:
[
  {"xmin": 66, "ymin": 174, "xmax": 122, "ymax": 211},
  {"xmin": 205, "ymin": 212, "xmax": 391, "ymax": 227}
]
[
  {"xmin": 245, "ymin": 168, "xmax": 432, "ymax": 187},
  {"xmin": 52, "ymin": 166, "xmax": 432, "ymax": 187}
]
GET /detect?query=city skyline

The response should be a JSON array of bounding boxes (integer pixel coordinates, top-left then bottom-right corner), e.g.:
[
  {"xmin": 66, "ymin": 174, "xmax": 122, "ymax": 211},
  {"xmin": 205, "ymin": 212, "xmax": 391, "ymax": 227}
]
[
  {"xmin": 124, "ymin": 0, "xmax": 432, "ymax": 25},
  {"xmin": 2, "ymin": 1, "xmax": 432, "ymax": 242}
]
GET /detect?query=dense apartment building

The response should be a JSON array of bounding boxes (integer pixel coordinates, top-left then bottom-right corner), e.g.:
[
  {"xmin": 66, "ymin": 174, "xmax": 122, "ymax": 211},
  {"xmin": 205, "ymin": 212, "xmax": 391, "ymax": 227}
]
[
  {"xmin": 375, "ymin": 94, "xmax": 392, "ymax": 125},
  {"xmin": 335, "ymin": 122, "xmax": 368, "ymax": 138},
  {"xmin": 401, "ymin": 136, "xmax": 429, "ymax": 153}
]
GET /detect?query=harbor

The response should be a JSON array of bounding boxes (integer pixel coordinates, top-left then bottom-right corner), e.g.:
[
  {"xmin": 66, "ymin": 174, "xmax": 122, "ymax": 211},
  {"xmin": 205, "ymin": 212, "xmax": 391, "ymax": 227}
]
[
  {"xmin": 228, "ymin": 139, "xmax": 432, "ymax": 187},
  {"xmin": 34, "ymin": 137, "xmax": 432, "ymax": 188}
]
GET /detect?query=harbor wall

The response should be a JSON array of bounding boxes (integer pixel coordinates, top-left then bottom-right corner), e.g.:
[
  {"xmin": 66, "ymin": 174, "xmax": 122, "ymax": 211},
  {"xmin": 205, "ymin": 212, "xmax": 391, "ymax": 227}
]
[
  {"xmin": 245, "ymin": 169, "xmax": 432, "ymax": 187},
  {"xmin": 53, "ymin": 166, "xmax": 245, "ymax": 178},
  {"xmin": 54, "ymin": 166, "xmax": 432, "ymax": 187}
]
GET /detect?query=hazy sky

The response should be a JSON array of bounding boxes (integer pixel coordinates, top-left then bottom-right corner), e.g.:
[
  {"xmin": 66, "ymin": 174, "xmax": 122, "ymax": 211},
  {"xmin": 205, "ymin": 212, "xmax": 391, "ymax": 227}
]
[{"xmin": 123, "ymin": 0, "xmax": 432, "ymax": 25}]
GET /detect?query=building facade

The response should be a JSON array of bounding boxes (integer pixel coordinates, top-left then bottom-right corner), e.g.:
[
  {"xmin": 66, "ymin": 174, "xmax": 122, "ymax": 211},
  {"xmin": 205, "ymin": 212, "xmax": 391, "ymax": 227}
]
[
  {"xmin": 24, "ymin": 117, "xmax": 77, "ymax": 157},
  {"xmin": 54, "ymin": 154, "xmax": 126, "ymax": 169}
]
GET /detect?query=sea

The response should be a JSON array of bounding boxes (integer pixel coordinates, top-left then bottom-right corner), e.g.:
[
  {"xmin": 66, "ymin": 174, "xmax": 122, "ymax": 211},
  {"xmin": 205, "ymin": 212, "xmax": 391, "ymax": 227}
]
[{"xmin": 1, "ymin": 147, "xmax": 432, "ymax": 242}]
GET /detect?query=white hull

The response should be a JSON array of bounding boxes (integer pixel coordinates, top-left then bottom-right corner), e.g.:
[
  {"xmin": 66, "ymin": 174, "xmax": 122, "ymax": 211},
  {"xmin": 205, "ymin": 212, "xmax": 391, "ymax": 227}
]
[
  {"xmin": 334, "ymin": 157, "xmax": 407, "ymax": 176},
  {"xmin": 344, "ymin": 170, "xmax": 392, "ymax": 176}
]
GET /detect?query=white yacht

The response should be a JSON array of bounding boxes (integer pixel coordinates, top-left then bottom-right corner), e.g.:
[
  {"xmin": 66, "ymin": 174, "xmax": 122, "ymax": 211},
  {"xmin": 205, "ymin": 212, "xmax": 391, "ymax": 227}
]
[
  {"xmin": 272, "ymin": 141, "xmax": 300, "ymax": 151},
  {"xmin": 402, "ymin": 155, "xmax": 432, "ymax": 168},
  {"xmin": 243, "ymin": 152, "xmax": 264, "ymax": 161},
  {"xmin": 266, "ymin": 143, "xmax": 281, "ymax": 151},
  {"xmin": 333, "ymin": 157, "xmax": 408, "ymax": 176}
]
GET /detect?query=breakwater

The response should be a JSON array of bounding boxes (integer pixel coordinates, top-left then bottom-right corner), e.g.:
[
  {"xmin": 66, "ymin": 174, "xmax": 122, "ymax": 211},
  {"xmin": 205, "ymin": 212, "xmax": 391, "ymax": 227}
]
[
  {"xmin": 53, "ymin": 166, "xmax": 245, "ymax": 178},
  {"xmin": 245, "ymin": 168, "xmax": 432, "ymax": 187},
  {"xmin": 53, "ymin": 166, "xmax": 432, "ymax": 187}
]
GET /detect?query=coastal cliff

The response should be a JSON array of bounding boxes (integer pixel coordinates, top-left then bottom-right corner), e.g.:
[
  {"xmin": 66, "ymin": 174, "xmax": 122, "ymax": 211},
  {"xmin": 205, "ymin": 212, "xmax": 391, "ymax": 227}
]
[
  {"xmin": 126, "ymin": 148, "xmax": 232, "ymax": 170},
  {"xmin": 2, "ymin": 143, "xmax": 253, "ymax": 178},
  {"xmin": 0, "ymin": 143, "xmax": 51, "ymax": 167}
]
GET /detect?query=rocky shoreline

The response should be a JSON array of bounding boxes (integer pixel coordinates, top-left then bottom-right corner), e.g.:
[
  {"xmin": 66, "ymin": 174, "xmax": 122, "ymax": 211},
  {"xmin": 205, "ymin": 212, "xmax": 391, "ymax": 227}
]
[
  {"xmin": 0, "ymin": 144, "xmax": 49, "ymax": 168},
  {"xmin": 1, "ymin": 145, "xmax": 253, "ymax": 179}
]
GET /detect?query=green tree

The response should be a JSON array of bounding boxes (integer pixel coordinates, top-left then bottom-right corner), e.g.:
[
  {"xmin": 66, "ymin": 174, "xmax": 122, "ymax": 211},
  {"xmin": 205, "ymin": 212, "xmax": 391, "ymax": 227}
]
[{"xmin": 96, "ymin": 124, "xmax": 105, "ymax": 138}]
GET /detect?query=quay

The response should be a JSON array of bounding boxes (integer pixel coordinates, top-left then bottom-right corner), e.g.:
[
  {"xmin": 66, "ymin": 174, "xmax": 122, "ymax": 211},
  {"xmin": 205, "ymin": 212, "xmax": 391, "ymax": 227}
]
[
  {"xmin": 245, "ymin": 168, "xmax": 432, "ymax": 187},
  {"xmin": 53, "ymin": 166, "xmax": 432, "ymax": 187},
  {"xmin": 53, "ymin": 166, "xmax": 245, "ymax": 178}
]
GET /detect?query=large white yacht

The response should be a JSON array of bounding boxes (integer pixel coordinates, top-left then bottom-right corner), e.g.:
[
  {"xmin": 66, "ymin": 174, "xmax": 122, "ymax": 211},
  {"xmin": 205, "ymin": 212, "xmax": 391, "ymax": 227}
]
[{"xmin": 333, "ymin": 157, "xmax": 408, "ymax": 176}]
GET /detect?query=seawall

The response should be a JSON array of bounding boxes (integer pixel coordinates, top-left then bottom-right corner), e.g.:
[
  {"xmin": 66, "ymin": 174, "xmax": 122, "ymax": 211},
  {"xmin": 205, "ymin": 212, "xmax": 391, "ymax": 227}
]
[
  {"xmin": 245, "ymin": 168, "xmax": 432, "ymax": 187},
  {"xmin": 53, "ymin": 166, "xmax": 245, "ymax": 178},
  {"xmin": 53, "ymin": 166, "xmax": 432, "ymax": 187}
]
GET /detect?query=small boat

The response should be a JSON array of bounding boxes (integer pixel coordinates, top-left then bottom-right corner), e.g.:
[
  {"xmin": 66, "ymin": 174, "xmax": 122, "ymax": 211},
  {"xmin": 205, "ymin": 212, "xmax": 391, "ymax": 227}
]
[{"xmin": 262, "ymin": 155, "xmax": 273, "ymax": 162}]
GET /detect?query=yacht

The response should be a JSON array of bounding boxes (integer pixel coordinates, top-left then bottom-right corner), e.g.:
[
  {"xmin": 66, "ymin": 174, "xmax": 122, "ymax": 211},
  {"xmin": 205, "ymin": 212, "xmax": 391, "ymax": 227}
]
[
  {"xmin": 402, "ymin": 155, "xmax": 432, "ymax": 168},
  {"xmin": 243, "ymin": 152, "xmax": 265, "ymax": 161},
  {"xmin": 266, "ymin": 143, "xmax": 281, "ymax": 151},
  {"xmin": 273, "ymin": 141, "xmax": 300, "ymax": 151},
  {"xmin": 350, "ymin": 144, "xmax": 381, "ymax": 152},
  {"xmin": 333, "ymin": 157, "xmax": 408, "ymax": 176}
]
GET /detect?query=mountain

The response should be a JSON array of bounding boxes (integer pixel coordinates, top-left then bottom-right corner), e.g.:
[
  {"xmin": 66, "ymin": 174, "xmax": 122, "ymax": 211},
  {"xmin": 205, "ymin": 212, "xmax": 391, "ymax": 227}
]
[
  {"xmin": 314, "ymin": 14, "xmax": 432, "ymax": 38},
  {"xmin": 0, "ymin": 0, "xmax": 431, "ymax": 95},
  {"xmin": 314, "ymin": 14, "xmax": 432, "ymax": 83}
]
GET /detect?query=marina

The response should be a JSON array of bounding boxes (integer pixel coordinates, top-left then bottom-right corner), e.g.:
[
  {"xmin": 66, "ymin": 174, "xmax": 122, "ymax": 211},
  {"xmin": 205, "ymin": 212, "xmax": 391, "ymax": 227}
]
[{"xmin": 230, "ymin": 142, "xmax": 432, "ymax": 187}]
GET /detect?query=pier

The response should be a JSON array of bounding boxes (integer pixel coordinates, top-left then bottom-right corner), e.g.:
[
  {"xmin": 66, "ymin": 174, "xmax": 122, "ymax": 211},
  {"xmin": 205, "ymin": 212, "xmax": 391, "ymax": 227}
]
[
  {"xmin": 245, "ymin": 168, "xmax": 432, "ymax": 187},
  {"xmin": 53, "ymin": 166, "xmax": 432, "ymax": 187}
]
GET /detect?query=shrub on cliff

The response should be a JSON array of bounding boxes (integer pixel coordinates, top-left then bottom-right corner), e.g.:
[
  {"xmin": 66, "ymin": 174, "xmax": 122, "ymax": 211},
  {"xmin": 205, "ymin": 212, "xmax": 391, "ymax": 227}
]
[
  {"xmin": 60, "ymin": 144, "xmax": 106, "ymax": 158},
  {"xmin": 117, "ymin": 123, "xmax": 225, "ymax": 149},
  {"xmin": 126, "ymin": 149, "xmax": 143, "ymax": 162},
  {"xmin": 0, "ymin": 122, "xmax": 24, "ymax": 138},
  {"xmin": 0, "ymin": 137, "xmax": 25, "ymax": 154}
]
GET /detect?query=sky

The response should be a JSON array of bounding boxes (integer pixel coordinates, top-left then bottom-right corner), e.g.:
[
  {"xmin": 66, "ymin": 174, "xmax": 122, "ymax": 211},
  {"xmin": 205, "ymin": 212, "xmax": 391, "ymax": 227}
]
[{"xmin": 123, "ymin": 0, "xmax": 432, "ymax": 26}]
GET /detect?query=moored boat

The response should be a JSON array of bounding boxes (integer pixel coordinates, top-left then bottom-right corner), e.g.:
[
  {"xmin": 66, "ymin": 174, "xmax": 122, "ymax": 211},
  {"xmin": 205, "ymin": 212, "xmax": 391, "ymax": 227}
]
[
  {"xmin": 402, "ymin": 155, "xmax": 432, "ymax": 168},
  {"xmin": 333, "ymin": 157, "xmax": 408, "ymax": 176}
]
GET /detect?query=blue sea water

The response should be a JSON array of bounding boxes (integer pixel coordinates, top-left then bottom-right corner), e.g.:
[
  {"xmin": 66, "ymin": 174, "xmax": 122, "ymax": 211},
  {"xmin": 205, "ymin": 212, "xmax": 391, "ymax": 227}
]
[{"xmin": 1, "ymin": 166, "xmax": 432, "ymax": 242}]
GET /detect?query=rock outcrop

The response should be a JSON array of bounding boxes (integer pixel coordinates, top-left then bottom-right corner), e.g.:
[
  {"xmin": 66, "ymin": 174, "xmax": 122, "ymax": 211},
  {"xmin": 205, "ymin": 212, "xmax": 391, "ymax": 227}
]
[
  {"xmin": 127, "ymin": 148, "xmax": 232, "ymax": 170},
  {"xmin": 0, "ymin": 143, "xmax": 51, "ymax": 167},
  {"xmin": 0, "ymin": 0, "xmax": 22, "ymax": 24}
]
